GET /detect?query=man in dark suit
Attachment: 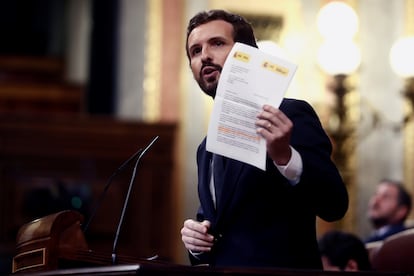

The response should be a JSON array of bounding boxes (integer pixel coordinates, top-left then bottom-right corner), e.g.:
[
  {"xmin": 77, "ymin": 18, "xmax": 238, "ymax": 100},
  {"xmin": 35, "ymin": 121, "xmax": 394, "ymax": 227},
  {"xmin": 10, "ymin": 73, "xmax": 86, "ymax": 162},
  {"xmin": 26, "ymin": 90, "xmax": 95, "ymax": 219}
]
[
  {"xmin": 180, "ymin": 9, "xmax": 348, "ymax": 269},
  {"xmin": 365, "ymin": 179, "xmax": 412, "ymax": 243}
]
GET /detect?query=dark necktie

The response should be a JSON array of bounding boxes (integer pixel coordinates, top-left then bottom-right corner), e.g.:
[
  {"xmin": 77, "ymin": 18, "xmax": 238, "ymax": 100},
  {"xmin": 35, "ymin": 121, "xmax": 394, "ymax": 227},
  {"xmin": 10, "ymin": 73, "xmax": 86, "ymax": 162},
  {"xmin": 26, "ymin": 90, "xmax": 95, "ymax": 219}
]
[{"xmin": 213, "ymin": 154, "xmax": 226, "ymax": 207}]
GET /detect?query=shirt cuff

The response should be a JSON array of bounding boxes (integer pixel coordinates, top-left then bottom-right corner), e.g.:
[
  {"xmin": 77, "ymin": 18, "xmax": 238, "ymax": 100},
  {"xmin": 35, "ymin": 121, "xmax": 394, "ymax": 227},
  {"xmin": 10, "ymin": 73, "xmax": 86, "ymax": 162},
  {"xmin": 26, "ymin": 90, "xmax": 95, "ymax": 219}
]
[{"xmin": 274, "ymin": 146, "xmax": 303, "ymax": 185}]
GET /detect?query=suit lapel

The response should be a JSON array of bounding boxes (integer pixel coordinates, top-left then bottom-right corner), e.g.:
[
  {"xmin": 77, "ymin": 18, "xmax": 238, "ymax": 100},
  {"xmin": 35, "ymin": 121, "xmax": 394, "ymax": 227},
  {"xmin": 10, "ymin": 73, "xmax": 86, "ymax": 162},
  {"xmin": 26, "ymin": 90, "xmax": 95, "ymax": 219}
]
[
  {"xmin": 215, "ymin": 158, "xmax": 244, "ymax": 223},
  {"xmin": 198, "ymin": 142, "xmax": 216, "ymax": 219},
  {"xmin": 198, "ymin": 138, "xmax": 247, "ymax": 225},
  {"xmin": 198, "ymin": 153, "xmax": 216, "ymax": 218}
]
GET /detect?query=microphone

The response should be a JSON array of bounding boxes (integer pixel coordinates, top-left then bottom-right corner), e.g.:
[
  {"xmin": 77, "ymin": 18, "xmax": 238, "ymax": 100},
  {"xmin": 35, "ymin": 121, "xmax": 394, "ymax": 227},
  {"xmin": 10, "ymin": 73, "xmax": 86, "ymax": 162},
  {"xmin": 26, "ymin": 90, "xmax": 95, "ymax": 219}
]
[
  {"xmin": 111, "ymin": 135, "xmax": 159, "ymax": 265},
  {"xmin": 82, "ymin": 146, "xmax": 145, "ymax": 233}
]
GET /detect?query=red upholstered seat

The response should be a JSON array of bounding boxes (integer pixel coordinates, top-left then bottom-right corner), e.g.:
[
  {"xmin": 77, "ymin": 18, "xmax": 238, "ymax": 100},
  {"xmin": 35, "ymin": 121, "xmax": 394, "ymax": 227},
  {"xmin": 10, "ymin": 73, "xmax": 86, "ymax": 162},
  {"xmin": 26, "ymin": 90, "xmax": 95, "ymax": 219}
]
[{"xmin": 370, "ymin": 228, "xmax": 414, "ymax": 275}]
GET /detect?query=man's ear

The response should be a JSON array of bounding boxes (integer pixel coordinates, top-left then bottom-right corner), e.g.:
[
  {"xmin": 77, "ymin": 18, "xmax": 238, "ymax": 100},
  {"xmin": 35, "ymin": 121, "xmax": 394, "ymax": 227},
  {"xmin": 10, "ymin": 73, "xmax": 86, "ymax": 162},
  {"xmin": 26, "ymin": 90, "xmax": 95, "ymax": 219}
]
[
  {"xmin": 345, "ymin": 259, "xmax": 359, "ymax": 271},
  {"xmin": 396, "ymin": 206, "xmax": 409, "ymax": 222}
]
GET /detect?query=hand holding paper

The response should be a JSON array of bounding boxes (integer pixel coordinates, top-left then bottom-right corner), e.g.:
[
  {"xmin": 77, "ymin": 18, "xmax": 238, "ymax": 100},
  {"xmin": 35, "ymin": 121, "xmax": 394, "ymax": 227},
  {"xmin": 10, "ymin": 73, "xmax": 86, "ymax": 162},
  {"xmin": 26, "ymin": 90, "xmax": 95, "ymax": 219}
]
[{"xmin": 206, "ymin": 42, "xmax": 297, "ymax": 170}]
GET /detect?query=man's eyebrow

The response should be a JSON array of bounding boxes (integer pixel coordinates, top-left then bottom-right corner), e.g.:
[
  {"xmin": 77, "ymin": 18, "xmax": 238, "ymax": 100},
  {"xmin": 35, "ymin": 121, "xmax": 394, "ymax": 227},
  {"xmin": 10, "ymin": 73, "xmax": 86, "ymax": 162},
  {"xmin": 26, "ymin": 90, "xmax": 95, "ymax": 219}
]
[
  {"xmin": 189, "ymin": 36, "xmax": 225, "ymax": 48},
  {"xmin": 208, "ymin": 36, "xmax": 226, "ymax": 41}
]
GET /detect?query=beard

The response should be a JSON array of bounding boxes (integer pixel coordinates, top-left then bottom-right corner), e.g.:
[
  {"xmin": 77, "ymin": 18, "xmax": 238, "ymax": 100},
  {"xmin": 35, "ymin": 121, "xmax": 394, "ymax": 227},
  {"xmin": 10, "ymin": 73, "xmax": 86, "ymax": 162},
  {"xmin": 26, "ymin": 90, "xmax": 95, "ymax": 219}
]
[
  {"xmin": 197, "ymin": 62, "xmax": 222, "ymax": 99},
  {"xmin": 370, "ymin": 216, "xmax": 389, "ymax": 229},
  {"xmin": 199, "ymin": 80, "xmax": 218, "ymax": 98}
]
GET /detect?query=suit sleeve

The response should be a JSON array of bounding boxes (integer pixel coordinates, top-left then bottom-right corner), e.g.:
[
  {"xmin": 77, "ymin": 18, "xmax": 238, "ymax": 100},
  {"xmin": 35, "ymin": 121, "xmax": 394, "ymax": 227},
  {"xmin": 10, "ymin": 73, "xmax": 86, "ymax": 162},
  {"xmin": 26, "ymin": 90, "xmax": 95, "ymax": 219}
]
[{"xmin": 284, "ymin": 99, "xmax": 349, "ymax": 222}]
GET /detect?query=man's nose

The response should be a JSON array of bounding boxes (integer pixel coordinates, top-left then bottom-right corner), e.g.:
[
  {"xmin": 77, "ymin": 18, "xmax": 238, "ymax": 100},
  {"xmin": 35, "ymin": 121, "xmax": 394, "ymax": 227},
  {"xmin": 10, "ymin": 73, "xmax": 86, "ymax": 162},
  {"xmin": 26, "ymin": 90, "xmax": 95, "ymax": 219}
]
[
  {"xmin": 201, "ymin": 47, "xmax": 213, "ymax": 61},
  {"xmin": 369, "ymin": 196, "xmax": 378, "ymax": 206},
  {"xmin": 372, "ymin": 196, "xmax": 381, "ymax": 205}
]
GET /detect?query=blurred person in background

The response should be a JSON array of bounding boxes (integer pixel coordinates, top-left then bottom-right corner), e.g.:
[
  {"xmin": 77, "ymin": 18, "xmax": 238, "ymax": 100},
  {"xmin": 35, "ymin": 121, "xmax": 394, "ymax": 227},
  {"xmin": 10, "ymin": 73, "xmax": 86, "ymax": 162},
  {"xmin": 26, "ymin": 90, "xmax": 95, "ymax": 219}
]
[{"xmin": 365, "ymin": 179, "xmax": 412, "ymax": 243}]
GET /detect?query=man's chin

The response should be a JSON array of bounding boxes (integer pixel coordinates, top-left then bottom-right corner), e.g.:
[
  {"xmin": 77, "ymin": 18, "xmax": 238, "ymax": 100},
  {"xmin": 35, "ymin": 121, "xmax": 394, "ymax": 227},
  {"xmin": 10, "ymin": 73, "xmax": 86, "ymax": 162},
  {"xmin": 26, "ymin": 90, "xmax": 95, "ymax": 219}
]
[
  {"xmin": 204, "ymin": 90, "xmax": 216, "ymax": 99},
  {"xmin": 371, "ymin": 217, "xmax": 388, "ymax": 228},
  {"xmin": 200, "ymin": 83, "xmax": 217, "ymax": 98}
]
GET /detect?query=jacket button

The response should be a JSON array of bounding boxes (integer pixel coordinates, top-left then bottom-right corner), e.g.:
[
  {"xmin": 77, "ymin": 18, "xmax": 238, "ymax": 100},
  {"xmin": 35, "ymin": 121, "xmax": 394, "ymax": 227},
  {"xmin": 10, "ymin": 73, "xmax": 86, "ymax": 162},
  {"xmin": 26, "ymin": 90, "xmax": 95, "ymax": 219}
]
[{"xmin": 214, "ymin": 233, "xmax": 223, "ymax": 243}]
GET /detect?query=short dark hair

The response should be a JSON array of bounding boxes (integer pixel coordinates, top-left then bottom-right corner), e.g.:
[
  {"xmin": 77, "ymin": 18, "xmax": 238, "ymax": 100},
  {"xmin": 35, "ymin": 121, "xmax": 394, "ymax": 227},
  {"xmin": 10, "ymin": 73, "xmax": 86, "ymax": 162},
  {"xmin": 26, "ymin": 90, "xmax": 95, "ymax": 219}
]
[
  {"xmin": 319, "ymin": 230, "xmax": 372, "ymax": 271},
  {"xmin": 185, "ymin": 9, "xmax": 258, "ymax": 59},
  {"xmin": 381, "ymin": 179, "xmax": 412, "ymax": 220}
]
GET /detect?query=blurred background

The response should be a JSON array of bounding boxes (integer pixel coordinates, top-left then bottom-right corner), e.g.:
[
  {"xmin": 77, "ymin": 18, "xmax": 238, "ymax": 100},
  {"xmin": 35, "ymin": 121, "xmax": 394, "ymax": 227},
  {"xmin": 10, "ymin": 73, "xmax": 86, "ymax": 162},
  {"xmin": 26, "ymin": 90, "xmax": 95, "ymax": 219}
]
[{"xmin": 1, "ymin": 0, "xmax": 414, "ymax": 274}]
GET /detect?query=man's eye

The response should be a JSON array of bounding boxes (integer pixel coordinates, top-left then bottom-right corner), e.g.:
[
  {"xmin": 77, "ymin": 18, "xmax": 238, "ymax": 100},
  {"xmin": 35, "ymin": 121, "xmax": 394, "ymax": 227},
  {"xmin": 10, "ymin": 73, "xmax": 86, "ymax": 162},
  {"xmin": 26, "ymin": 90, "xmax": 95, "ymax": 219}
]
[
  {"xmin": 214, "ymin": 41, "xmax": 224, "ymax": 46},
  {"xmin": 191, "ymin": 48, "xmax": 201, "ymax": 57}
]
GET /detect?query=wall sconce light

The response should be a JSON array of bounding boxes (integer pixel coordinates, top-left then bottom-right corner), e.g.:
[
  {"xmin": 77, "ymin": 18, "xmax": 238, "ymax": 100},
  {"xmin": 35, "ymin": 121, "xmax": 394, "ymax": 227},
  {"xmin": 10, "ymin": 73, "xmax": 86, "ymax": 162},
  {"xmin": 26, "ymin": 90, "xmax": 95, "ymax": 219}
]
[
  {"xmin": 317, "ymin": 1, "xmax": 359, "ymax": 40},
  {"xmin": 315, "ymin": 1, "xmax": 361, "ymax": 233},
  {"xmin": 389, "ymin": 36, "xmax": 414, "ymax": 125},
  {"xmin": 316, "ymin": 1, "xmax": 361, "ymax": 74},
  {"xmin": 316, "ymin": 1, "xmax": 361, "ymax": 166}
]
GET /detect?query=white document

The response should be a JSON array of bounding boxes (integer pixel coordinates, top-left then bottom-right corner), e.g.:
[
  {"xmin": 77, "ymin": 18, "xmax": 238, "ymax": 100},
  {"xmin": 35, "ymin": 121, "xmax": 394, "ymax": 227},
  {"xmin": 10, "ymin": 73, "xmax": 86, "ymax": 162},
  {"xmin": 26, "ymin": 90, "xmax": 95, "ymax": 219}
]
[{"xmin": 206, "ymin": 42, "xmax": 297, "ymax": 170}]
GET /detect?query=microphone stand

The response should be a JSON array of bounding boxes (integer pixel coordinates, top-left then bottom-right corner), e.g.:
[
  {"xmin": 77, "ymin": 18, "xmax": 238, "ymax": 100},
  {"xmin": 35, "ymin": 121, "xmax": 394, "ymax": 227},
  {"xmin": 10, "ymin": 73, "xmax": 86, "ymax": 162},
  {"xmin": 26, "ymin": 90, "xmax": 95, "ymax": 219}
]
[
  {"xmin": 82, "ymin": 147, "xmax": 144, "ymax": 233},
  {"xmin": 111, "ymin": 136, "xmax": 159, "ymax": 265}
]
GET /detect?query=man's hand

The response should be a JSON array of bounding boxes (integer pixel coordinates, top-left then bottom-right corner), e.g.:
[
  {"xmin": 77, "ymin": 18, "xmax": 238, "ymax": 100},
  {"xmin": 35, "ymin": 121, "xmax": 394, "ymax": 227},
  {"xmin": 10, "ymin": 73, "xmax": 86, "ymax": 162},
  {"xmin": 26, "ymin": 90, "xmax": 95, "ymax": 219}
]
[
  {"xmin": 181, "ymin": 219, "xmax": 214, "ymax": 252},
  {"xmin": 256, "ymin": 104, "xmax": 293, "ymax": 165}
]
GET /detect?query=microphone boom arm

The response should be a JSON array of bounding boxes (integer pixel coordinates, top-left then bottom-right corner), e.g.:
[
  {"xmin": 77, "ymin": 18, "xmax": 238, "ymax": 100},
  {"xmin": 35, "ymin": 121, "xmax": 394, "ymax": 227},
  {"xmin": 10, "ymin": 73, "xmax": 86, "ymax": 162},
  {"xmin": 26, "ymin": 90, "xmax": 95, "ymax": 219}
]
[
  {"xmin": 82, "ymin": 147, "xmax": 144, "ymax": 233},
  {"xmin": 111, "ymin": 136, "xmax": 159, "ymax": 265}
]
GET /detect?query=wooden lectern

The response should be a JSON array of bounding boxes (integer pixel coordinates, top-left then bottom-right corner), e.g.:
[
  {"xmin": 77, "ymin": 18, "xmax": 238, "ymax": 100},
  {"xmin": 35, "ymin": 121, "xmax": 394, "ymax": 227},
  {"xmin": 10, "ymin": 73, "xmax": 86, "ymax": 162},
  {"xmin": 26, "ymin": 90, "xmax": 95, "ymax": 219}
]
[
  {"xmin": 12, "ymin": 210, "xmax": 90, "ymax": 273},
  {"xmin": 12, "ymin": 210, "xmax": 174, "ymax": 274},
  {"xmin": 12, "ymin": 210, "xmax": 148, "ymax": 273}
]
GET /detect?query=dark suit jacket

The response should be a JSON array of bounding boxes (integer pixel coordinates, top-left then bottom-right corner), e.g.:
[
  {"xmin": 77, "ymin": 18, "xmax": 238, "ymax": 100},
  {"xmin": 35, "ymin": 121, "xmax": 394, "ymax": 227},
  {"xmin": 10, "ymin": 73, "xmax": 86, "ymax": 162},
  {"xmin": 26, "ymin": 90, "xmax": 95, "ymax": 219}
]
[
  {"xmin": 191, "ymin": 98, "xmax": 348, "ymax": 269},
  {"xmin": 365, "ymin": 224, "xmax": 407, "ymax": 243}
]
